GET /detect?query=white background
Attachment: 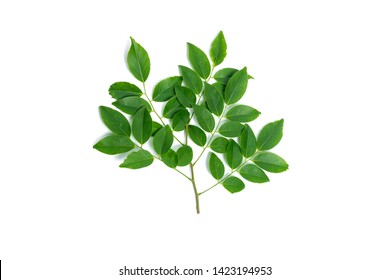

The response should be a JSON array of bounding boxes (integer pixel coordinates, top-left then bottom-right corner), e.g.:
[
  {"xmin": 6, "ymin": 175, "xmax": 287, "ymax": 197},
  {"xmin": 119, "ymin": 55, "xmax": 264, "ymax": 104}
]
[{"xmin": 1, "ymin": 0, "xmax": 389, "ymax": 279}]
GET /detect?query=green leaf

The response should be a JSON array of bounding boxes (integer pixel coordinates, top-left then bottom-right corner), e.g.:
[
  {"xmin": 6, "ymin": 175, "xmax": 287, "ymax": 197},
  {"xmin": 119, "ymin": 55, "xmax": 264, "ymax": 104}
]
[
  {"xmin": 132, "ymin": 107, "xmax": 152, "ymax": 144},
  {"xmin": 212, "ymin": 82, "xmax": 226, "ymax": 95},
  {"xmin": 172, "ymin": 109, "xmax": 190, "ymax": 131},
  {"xmin": 224, "ymin": 67, "xmax": 248, "ymax": 105},
  {"xmin": 223, "ymin": 176, "xmax": 245, "ymax": 193},
  {"xmin": 175, "ymin": 86, "xmax": 196, "ymax": 108},
  {"xmin": 225, "ymin": 140, "xmax": 242, "ymax": 169},
  {"xmin": 93, "ymin": 135, "xmax": 135, "ymax": 155},
  {"xmin": 210, "ymin": 137, "xmax": 229, "ymax": 153},
  {"xmin": 108, "ymin": 82, "xmax": 142, "ymax": 99},
  {"xmin": 152, "ymin": 76, "xmax": 183, "ymax": 102},
  {"xmin": 253, "ymin": 152, "xmax": 289, "ymax": 173},
  {"xmin": 187, "ymin": 43, "xmax": 211, "ymax": 79},
  {"xmin": 240, "ymin": 124, "xmax": 256, "ymax": 158},
  {"xmin": 219, "ymin": 121, "xmax": 244, "ymax": 137},
  {"xmin": 193, "ymin": 105, "xmax": 215, "ymax": 132},
  {"xmin": 179, "ymin": 65, "xmax": 203, "ymax": 94},
  {"xmin": 162, "ymin": 97, "xmax": 185, "ymax": 119},
  {"xmin": 214, "ymin": 68, "xmax": 254, "ymax": 85},
  {"xmin": 153, "ymin": 125, "xmax": 173, "ymax": 155},
  {"xmin": 127, "ymin": 37, "xmax": 150, "ymax": 82},
  {"xmin": 112, "ymin": 97, "xmax": 151, "ymax": 115},
  {"xmin": 239, "ymin": 164, "xmax": 269, "ymax": 183},
  {"xmin": 177, "ymin": 145, "xmax": 193, "ymax": 166},
  {"xmin": 209, "ymin": 153, "xmax": 225, "ymax": 180},
  {"xmin": 226, "ymin": 105, "xmax": 260, "ymax": 122},
  {"xmin": 99, "ymin": 106, "xmax": 131, "ymax": 136},
  {"xmin": 151, "ymin": 121, "xmax": 163, "ymax": 136},
  {"xmin": 257, "ymin": 119, "xmax": 284, "ymax": 150},
  {"xmin": 120, "ymin": 149, "xmax": 154, "ymax": 169},
  {"xmin": 204, "ymin": 83, "xmax": 224, "ymax": 116},
  {"xmin": 210, "ymin": 31, "xmax": 227, "ymax": 66},
  {"xmin": 188, "ymin": 125, "xmax": 206, "ymax": 146},
  {"xmin": 161, "ymin": 149, "xmax": 178, "ymax": 168}
]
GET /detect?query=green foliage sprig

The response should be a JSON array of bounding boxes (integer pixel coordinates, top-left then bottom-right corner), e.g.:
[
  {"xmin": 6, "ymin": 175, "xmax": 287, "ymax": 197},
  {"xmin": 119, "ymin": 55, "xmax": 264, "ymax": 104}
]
[{"xmin": 94, "ymin": 32, "xmax": 288, "ymax": 214}]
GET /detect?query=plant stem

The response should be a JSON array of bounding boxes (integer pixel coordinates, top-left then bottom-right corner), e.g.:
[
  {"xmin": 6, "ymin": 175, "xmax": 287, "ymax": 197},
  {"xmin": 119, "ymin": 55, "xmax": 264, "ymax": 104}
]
[
  {"xmin": 186, "ymin": 124, "xmax": 200, "ymax": 214},
  {"xmin": 142, "ymin": 83, "xmax": 185, "ymax": 146},
  {"xmin": 193, "ymin": 105, "xmax": 226, "ymax": 166}
]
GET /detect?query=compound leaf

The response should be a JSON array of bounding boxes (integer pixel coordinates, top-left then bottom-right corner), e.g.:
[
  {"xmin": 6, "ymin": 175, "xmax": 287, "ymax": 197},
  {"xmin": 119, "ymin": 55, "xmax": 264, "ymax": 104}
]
[
  {"xmin": 210, "ymin": 137, "xmax": 229, "ymax": 153},
  {"xmin": 187, "ymin": 43, "xmax": 211, "ymax": 79},
  {"xmin": 99, "ymin": 106, "xmax": 131, "ymax": 136},
  {"xmin": 127, "ymin": 37, "xmax": 150, "ymax": 82},
  {"xmin": 257, "ymin": 119, "xmax": 284, "ymax": 150},
  {"xmin": 93, "ymin": 135, "xmax": 134, "ymax": 155},
  {"xmin": 223, "ymin": 176, "xmax": 245, "ymax": 193},
  {"xmin": 120, "ymin": 149, "xmax": 154, "ymax": 169},
  {"xmin": 132, "ymin": 107, "xmax": 152, "ymax": 144}
]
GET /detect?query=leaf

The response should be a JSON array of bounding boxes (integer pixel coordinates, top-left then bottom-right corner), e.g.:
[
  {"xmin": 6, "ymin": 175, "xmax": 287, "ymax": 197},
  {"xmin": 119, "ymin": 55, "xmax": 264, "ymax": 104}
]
[
  {"xmin": 161, "ymin": 149, "xmax": 178, "ymax": 168},
  {"xmin": 127, "ymin": 37, "xmax": 150, "ymax": 82},
  {"xmin": 223, "ymin": 176, "xmax": 245, "ymax": 193},
  {"xmin": 152, "ymin": 76, "xmax": 183, "ymax": 102},
  {"xmin": 151, "ymin": 121, "xmax": 163, "ymax": 136},
  {"xmin": 253, "ymin": 152, "xmax": 289, "ymax": 173},
  {"xmin": 162, "ymin": 97, "xmax": 185, "ymax": 119},
  {"xmin": 93, "ymin": 135, "xmax": 135, "ymax": 155},
  {"xmin": 187, "ymin": 43, "xmax": 211, "ymax": 79},
  {"xmin": 257, "ymin": 119, "xmax": 284, "ymax": 150},
  {"xmin": 240, "ymin": 124, "xmax": 257, "ymax": 158},
  {"xmin": 109, "ymin": 82, "xmax": 142, "ymax": 99},
  {"xmin": 210, "ymin": 31, "xmax": 227, "ymax": 66},
  {"xmin": 210, "ymin": 137, "xmax": 229, "ymax": 153},
  {"xmin": 212, "ymin": 82, "xmax": 226, "ymax": 95},
  {"xmin": 225, "ymin": 140, "xmax": 242, "ymax": 169},
  {"xmin": 120, "ymin": 149, "xmax": 154, "ymax": 169},
  {"xmin": 239, "ymin": 164, "xmax": 269, "ymax": 183},
  {"xmin": 224, "ymin": 67, "xmax": 248, "ymax": 105},
  {"xmin": 209, "ymin": 153, "xmax": 225, "ymax": 180},
  {"xmin": 214, "ymin": 68, "xmax": 254, "ymax": 85},
  {"xmin": 172, "ymin": 109, "xmax": 190, "ymax": 131},
  {"xmin": 112, "ymin": 97, "xmax": 151, "ymax": 115},
  {"xmin": 219, "ymin": 121, "xmax": 244, "ymax": 137},
  {"xmin": 226, "ymin": 105, "xmax": 260, "ymax": 122},
  {"xmin": 193, "ymin": 105, "xmax": 215, "ymax": 132},
  {"xmin": 153, "ymin": 125, "xmax": 173, "ymax": 155},
  {"xmin": 179, "ymin": 65, "xmax": 203, "ymax": 94},
  {"xmin": 204, "ymin": 83, "xmax": 224, "ymax": 116},
  {"xmin": 177, "ymin": 145, "xmax": 193, "ymax": 166},
  {"xmin": 99, "ymin": 106, "xmax": 131, "ymax": 136},
  {"xmin": 188, "ymin": 125, "xmax": 206, "ymax": 146},
  {"xmin": 175, "ymin": 86, "xmax": 196, "ymax": 108},
  {"xmin": 132, "ymin": 107, "xmax": 152, "ymax": 144}
]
